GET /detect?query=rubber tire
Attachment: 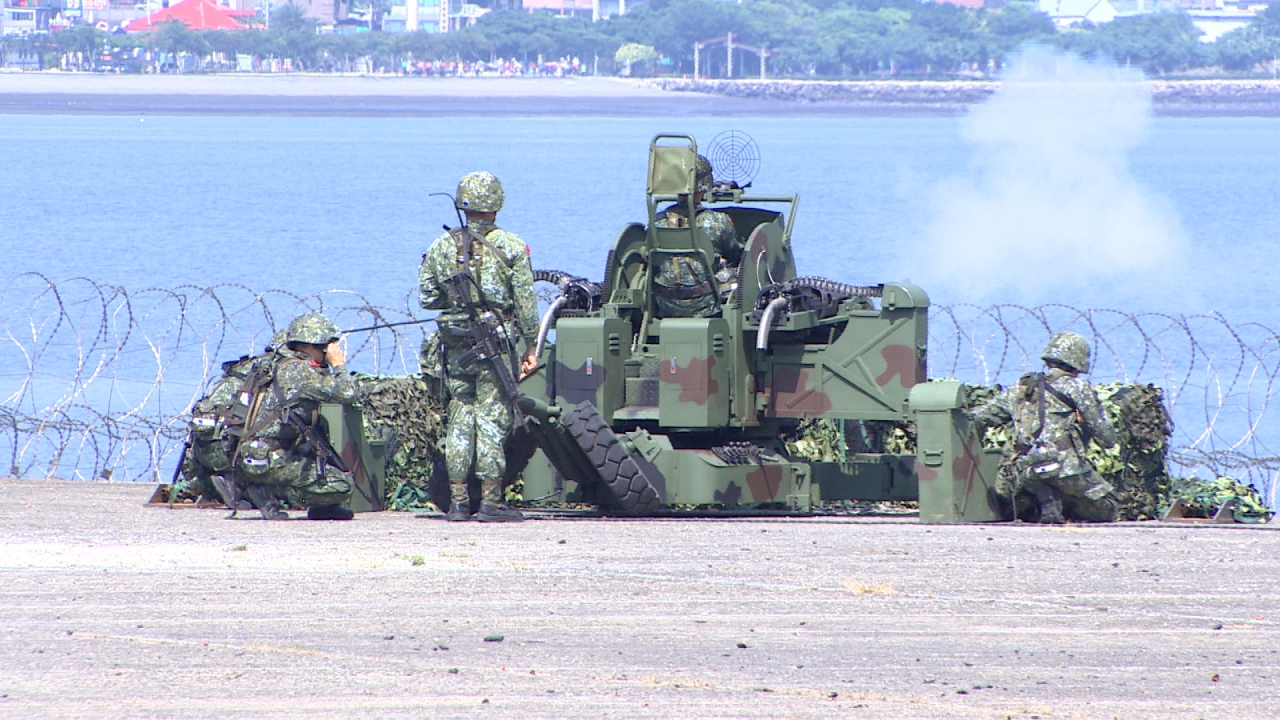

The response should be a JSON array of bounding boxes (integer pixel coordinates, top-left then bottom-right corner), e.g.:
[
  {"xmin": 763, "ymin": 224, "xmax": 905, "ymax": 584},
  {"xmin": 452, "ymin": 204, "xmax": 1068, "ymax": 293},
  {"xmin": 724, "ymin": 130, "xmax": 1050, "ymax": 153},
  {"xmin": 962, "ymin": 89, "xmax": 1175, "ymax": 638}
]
[{"xmin": 563, "ymin": 401, "xmax": 662, "ymax": 516}]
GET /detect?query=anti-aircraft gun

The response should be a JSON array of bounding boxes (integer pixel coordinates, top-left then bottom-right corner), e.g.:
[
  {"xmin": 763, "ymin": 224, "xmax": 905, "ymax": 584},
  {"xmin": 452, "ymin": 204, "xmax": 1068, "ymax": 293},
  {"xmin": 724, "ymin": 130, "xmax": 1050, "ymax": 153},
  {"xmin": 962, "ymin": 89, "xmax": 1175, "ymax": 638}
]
[{"xmin": 512, "ymin": 133, "xmax": 1004, "ymax": 523}]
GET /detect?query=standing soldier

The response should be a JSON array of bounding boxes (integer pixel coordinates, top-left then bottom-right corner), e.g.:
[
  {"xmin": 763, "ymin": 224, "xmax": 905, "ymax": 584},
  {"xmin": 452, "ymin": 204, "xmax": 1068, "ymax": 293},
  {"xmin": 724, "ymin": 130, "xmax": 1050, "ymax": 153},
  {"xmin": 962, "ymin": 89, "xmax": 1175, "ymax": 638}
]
[
  {"xmin": 968, "ymin": 331, "xmax": 1118, "ymax": 524},
  {"xmin": 651, "ymin": 154, "xmax": 742, "ymax": 318},
  {"xmin": 418, "ymin": 171, "xmax": 539, "ymax": 523},
  {"xmin": 223, "ymin": 312, "xmax": 359, "ymax": 521}
]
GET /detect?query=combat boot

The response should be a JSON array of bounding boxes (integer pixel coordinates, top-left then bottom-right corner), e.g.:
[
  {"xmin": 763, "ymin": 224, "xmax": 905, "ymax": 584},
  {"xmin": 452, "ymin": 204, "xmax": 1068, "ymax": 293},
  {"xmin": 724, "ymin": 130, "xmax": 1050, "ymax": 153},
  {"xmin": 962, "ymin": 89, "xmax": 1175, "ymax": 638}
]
[
  {"xmin": 210, "ymin": 475, "xmax": 241, "ymax": 518},
  {"xmin": 306, "ymin": 504, "xmax": 354, "ymax": 521},
  {"xmin": 1036, "ymin": 485, "xmax": 1066, "ymax": 525},
  {"xmin": 446, "ymin": 502, "xmax": 472, "ymax": 522},
  {"xmin": 476, "ymin": 502, "xmax": 524, "ymax": 523},
  {"xmin": 246, "ymin": 484, "xmax": 288, "ymax": 521}
]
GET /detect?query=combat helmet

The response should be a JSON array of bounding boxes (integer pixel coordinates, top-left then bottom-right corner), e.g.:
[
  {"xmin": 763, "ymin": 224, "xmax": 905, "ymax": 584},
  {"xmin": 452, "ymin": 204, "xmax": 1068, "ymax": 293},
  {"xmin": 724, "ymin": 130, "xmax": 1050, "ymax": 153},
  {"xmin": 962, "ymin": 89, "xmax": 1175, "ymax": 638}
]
[
  {"xmin": 266, "ymin": 330, "xmax": 289, "ymax": 353},
  {"xmin": 287, "ymin": 313, "xmax": 341, "ymax": 347},
  {"xmin": 1041, "ymin": 331, "xmax": 1091, "ymax": 373},
  {"xmin": 456, "ymin": 171, "xmax": 504, "ymax": 213},
  {"xmin": 695, "ymin": 154, "xmax": 714, "ymax": 194}
]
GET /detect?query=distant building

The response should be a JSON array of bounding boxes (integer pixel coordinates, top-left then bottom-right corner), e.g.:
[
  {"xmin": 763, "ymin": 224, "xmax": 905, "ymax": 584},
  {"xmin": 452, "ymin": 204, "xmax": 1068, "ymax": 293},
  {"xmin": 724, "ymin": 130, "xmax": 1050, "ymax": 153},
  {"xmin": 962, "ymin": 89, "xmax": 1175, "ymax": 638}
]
[
  {"xmin": 386, "ymin": 0, "xmax": 442, "ymax": 32},
  {"xmin": 294, "ymin": 0, "xmax": 348, "ymax": 26},
  {"xmin": 522, "ymin": 0, "xmax": 627, "ymax": 21},
  {"xmin": 933, "ymin": 0, "xmax": 986, "ymax": 8},
  {"xmin": 1039, "ymin": 0, "xmax": 1118, "ymax": 27},
  {"xmin": 1186, "ymin": 9, "xmax": 1254, "ymax": 40},
  {"xmin": 3, "ymin": 0, "xmax": 54, "ymax": 35},
  {"xmin": 124, "ymin": 0, "xmax": 253, "ymax": 31}
]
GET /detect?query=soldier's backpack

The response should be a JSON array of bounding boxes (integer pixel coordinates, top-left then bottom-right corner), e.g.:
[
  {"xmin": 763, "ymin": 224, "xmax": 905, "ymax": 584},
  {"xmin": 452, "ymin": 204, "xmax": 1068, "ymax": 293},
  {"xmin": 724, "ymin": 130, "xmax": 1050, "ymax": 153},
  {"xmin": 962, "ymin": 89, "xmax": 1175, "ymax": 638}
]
[
  {"xmin": 1012, "ymin": 372, "xmax": 1080, "ymax": 485},
  {"xmin": 187, "ymin": 352, "xmax": 280, "ymax": 477}
]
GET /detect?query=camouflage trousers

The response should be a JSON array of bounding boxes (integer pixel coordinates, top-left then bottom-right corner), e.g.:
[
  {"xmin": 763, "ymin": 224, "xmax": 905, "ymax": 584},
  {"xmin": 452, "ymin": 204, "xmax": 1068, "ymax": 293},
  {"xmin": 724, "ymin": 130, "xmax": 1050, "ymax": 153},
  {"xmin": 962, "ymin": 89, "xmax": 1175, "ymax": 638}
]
[
  {"xmin": 172, "ymin": 443, "xmax": 219, "ymax": 502},
  {"xmin": 236, "ymin": 438, "xmax": 352, "ymax": 508},
  {"xmin": 1022, "ymin": 472, "xmax": 1118, "ymax": 523},
  {"xmin": 653, "ymin": 286, "xmax": 717, "ymax": 319},
  {"xmin": 443, "ymin": 342, "xmax": 513, "ymax": 507}
]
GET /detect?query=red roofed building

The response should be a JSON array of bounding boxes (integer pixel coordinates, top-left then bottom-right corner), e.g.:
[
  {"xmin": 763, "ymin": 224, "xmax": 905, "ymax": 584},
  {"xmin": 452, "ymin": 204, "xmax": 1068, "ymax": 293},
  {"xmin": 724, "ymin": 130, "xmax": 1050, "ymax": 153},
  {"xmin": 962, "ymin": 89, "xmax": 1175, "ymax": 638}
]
[{"xmin": 125, "ymin": 0, "xmax": 254, "ymax": 32}]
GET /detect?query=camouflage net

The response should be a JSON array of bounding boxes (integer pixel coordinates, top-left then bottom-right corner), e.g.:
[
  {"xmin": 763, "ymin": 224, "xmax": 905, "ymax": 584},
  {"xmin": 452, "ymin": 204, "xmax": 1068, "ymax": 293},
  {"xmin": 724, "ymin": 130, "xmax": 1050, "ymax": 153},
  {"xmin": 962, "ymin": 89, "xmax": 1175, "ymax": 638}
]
[
  {"xmin": 355, "ymin": 374, "xmax": 444, "ymax": 511},
  {"xmin": 1168, "ymin": 477, "xmax": 1274, "ymax": 523},
  {"xmin": 0, "ymin": 276, "xmax": 1275, "ymax": 518}
]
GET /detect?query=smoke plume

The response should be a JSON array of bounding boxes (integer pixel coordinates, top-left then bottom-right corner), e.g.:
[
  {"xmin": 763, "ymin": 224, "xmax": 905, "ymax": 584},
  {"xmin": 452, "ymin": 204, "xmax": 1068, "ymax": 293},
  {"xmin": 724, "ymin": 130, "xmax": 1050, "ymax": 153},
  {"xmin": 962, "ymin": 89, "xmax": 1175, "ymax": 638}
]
[{"xmin": 913, "ymin": 46, "xmax": 1188, "ymax": 303}]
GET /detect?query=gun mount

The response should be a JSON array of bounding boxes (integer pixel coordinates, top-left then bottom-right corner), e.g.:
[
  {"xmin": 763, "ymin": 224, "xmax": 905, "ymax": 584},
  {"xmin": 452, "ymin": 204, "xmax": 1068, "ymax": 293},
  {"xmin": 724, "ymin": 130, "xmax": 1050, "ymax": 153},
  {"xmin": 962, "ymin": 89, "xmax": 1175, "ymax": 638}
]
[{"xmin": 511, "ymin": 133, "xmax": 1003, "ymax": 522}]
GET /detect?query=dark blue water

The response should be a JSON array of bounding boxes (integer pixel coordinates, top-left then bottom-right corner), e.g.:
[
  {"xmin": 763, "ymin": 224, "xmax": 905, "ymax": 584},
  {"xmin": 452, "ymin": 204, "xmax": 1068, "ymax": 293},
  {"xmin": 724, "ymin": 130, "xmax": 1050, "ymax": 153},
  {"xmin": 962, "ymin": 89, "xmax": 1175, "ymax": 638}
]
[{"xmin": 6, "ymin": 113, "xmax": 1279, "ymax": 324}]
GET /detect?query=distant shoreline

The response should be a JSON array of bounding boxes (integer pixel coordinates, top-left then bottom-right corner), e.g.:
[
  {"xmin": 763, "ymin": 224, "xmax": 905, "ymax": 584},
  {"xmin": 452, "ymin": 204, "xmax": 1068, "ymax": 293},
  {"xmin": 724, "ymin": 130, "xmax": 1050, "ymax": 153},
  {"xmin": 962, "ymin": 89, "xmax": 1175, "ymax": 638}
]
[
  {"xmin": 647, "ymin": 78, "xmax": 1280, "ymax": 116},
  {"xmin": 4, "ymin": 72, "xmax": 1280, "ymax": 116}
]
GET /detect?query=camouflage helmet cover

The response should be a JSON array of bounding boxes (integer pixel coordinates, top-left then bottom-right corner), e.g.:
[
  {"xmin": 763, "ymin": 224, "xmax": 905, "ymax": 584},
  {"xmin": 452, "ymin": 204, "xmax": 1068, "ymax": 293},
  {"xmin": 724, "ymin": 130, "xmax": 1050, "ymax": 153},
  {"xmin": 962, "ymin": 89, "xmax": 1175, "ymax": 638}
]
[
  {"xmin": 1041, "ymin": 331, "xmax": 1091, "ymax": 373},
  {"xmin": 287, "ymin": 313, "xmax": 341, "ymax": 346},
  {"xmin": 456, "ymin": 171, "xmax": 504, "ymax": 213},
  {"xmin": 266, "ymin": 330, "xmax": 289, "ymax": 352},
  {"xmin": 695, "ymin": 154, "xmax": 714, "ymax": 194}
]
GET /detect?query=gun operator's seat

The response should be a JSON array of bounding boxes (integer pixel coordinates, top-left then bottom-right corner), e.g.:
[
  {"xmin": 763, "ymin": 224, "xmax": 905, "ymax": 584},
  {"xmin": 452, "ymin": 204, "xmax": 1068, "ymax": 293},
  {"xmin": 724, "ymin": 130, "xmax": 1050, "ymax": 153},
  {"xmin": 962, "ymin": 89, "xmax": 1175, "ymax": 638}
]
[{"xmin": 646, "ymin": 141, "xmax": 725, "ymax": 319}]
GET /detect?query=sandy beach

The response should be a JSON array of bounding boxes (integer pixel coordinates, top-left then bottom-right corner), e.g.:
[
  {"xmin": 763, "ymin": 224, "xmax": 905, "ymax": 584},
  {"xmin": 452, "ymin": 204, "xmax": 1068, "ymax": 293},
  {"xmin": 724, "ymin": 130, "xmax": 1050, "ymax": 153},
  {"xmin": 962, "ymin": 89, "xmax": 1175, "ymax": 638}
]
[
  {"xmin": 6, "ymin": 72, "xmax": 1280, "ymax": 115},
  {"xmin": 2, "ymin": 478, "xmax": 1278, "ymax": 718},
  {"xmin": 0, "ymin": 73, "xmax": 796, "ymax": 115}
]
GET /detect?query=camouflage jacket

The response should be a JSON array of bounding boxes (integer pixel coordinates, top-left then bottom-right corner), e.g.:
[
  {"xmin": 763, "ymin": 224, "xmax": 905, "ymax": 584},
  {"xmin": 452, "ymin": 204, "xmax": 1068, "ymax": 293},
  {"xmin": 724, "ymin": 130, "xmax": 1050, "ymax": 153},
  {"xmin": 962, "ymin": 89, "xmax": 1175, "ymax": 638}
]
[
  {"xmin": 969, "ymin": 368, "xmax": 1117, "ymax": 478},
  {"xmin": 248, "ymin": 349, "xmax": 359, "ymax": 441},
  {"xmin": 652, "ymin": 204, "xmax": 741, "ymax": 289},
  {"xmin": 193, "ymin": 355, "xmax": 262, "ymax": 421},
  {"xmin": 418, "ymin": 219, "xmax": 539, "ymax": 344}
]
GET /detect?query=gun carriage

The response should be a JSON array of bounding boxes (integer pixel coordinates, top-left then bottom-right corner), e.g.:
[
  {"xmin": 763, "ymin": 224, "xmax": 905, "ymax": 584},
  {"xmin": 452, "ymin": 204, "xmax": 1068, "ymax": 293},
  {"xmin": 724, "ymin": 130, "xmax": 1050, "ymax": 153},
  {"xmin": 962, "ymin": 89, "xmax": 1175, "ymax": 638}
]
[{"xmin": 494, "ymin": 133, "xmax": 1002, "ymax": 523}]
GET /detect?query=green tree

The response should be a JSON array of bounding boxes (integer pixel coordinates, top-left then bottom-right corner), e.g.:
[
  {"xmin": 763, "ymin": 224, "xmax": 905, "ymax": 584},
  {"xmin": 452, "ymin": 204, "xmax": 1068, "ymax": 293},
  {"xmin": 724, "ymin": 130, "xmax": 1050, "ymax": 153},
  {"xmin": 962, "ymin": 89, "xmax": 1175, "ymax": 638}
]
[
  {"xmin": 615, "ymin": 41, "xmax": 657, "ymax": 74},
  {"xmin": 1062, "ymin": 11, "xmax": 1205, "ymax": 74},
  {"xmin": 147, "ymin": 20, "xmax": 212, "ymax": 66},
  {"xmin": 269, "ymin": 1, "xmax": 311, "ymax": 33}
]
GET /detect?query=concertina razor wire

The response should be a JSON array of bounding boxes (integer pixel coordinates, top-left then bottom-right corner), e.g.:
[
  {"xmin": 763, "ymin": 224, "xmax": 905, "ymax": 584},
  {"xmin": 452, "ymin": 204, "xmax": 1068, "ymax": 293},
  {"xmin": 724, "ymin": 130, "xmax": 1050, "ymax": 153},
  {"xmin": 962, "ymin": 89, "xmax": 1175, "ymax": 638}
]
[{"xmin": 3, "ymin": 274, "xmax": 1278, "ymax": 507}]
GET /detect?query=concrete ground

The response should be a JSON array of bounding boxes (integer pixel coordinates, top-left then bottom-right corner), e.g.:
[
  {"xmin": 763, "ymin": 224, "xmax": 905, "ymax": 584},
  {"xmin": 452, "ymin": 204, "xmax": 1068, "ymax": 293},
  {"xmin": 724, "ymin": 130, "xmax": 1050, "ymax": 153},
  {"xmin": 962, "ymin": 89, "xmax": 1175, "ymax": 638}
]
[{"xmin": 1, "ymin": 479, "xmax": 1277, "ymax": 719}]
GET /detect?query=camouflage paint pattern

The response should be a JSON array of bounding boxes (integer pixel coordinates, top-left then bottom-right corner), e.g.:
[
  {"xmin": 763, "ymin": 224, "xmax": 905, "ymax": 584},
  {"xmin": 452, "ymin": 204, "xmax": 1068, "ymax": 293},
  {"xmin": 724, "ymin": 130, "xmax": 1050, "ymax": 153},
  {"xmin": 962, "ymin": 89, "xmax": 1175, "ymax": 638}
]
[
  {"xmin": 552, "ymin": 317, "xmax": 629, "ymax": 420},
  {"xmin": 1040, "ymin": 331, "xmax": 1092, "ymax": 373},
  {"xmin": 233, "ymin": 347, "xmax": 359, "ymax": 508},
  {"xmin": 910, "ymin": 381, "xmax": 1005, "ymax": 523},
  {"xmin": 651, "ymin": 206, "xmax": 740, "ymax": 318},
  {"xmin": 694, "ymin": 154, "xmax": 714, "ymax": 194},
  {"xmin": 286, "ymin": 313, "xmax": 341, "ymax": 346},
  {"xmin": 968, "ymin": 367, "xmax": 1118, "ymax": 519},
  {"xmin": 455, "ymin": 171, "xmax": 505, "ymax": 213},
  {"xmin": 419, "ymin": 212, "xmax": 539, "ymax": 509},
  {"xmin": 657, "ymin": 318, "xmax": 729, "ymax": 428},
  {"xmin": 441, "ymin": 335, "xmax": 512, "ymax": 507},
  {"xmin": 418, "ymin": 219, "xmax": 540, "ymax": 346},
  {"xmin": 173, "ymin": 350, "xmax": 281, "ymax": 502},
  {"xmin": 320, "ymin": 402, "xmax": 386, "ymax": 513}
]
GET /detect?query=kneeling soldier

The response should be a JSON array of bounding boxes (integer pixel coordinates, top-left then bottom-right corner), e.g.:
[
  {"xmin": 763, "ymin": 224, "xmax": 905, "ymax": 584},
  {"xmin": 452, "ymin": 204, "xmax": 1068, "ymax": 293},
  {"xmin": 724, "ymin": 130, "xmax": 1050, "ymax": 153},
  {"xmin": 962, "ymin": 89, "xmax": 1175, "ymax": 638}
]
[{"xmin": 229, "ymin": 312, "xmax": 358, "ymax": 520}]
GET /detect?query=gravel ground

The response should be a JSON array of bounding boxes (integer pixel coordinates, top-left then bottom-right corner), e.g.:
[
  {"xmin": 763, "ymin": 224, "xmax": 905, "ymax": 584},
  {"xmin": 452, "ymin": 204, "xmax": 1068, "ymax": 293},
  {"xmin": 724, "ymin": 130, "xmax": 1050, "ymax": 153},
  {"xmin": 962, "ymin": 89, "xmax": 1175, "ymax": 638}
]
[{"xmin": 2, "ymin": 478, "xmax": 1277, "ymax": 719}]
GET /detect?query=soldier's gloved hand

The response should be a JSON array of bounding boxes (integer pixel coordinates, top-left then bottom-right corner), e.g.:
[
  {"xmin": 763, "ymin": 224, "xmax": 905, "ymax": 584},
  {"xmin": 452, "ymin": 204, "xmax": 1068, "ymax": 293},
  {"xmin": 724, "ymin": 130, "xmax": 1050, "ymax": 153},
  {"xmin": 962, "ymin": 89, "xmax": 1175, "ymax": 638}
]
[
  {"xmin": 518, "ymin": 347, "xmax": 538, "ymax": 380},
  {"xmin": 325, "ymin": 340, "xmax": 347, "ymax": 368}
]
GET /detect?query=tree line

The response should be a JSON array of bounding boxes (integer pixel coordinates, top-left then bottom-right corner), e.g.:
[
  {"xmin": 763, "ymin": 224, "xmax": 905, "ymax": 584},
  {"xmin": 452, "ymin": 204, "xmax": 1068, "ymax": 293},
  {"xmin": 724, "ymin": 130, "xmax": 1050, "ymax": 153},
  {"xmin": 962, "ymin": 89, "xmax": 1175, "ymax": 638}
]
[{"xmin": 5, "ymin": 0, "xmax": 1280, "ymax": 76}]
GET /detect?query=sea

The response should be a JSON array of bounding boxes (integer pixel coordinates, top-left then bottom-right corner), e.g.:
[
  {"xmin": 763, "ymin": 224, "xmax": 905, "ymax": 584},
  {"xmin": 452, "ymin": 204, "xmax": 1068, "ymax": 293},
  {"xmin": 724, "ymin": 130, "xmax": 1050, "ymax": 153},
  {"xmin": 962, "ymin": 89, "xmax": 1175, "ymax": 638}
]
[
  {"xmin": 3, "ymin": 112, "xmax": 1278, "ymax": 323},
  {"xmin": 3, "ymin": 102, "xmax": 1280, "ymax": 490}
]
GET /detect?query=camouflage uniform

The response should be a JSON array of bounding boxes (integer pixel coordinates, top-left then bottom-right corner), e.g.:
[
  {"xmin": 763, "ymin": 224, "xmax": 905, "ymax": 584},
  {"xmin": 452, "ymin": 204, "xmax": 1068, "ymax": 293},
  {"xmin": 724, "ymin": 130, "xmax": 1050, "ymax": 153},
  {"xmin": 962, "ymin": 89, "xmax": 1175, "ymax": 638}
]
[
  {"xmin": 235, "ymin": 315, "xmax": 357, "ymax": 512},
  {"xmin": 174, "ymin": 331, "xmax": 287, "ymax": 504},
  {"xmin": 969, "ymin": 332, "xmax": 1119, "ymax": 522},
  {"xmin": 418, "ymin": 172, "xmax": 538, "ymax": 512},
  {"xmin": 651, "ymin": 154, "xmax": 742, "ymax": 318},
  {"xmin": 652, "ymin": 205, "xmax": 740, "ymax": 318}
]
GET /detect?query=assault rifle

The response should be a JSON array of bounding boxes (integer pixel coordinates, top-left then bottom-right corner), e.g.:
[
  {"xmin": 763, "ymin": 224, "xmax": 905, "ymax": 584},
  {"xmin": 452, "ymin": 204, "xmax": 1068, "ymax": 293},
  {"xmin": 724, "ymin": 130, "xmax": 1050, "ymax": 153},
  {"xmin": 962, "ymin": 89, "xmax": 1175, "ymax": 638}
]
[
  {"xmin": 287, "ymin": 408, "xmax": 350, "ymax": 477},
  {"xmin": 441, "ymin": 271, "xmax": 523, "ymax": 403}
]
